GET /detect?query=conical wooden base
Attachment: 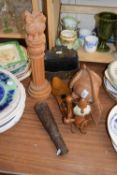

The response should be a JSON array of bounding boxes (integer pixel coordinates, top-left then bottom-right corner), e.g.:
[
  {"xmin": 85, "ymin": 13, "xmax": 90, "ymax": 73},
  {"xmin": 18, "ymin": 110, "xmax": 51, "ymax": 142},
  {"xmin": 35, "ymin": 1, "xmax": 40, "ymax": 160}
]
[{"xmin": 28, "ymin": 80, "xmax": 51, "ymax": 101}]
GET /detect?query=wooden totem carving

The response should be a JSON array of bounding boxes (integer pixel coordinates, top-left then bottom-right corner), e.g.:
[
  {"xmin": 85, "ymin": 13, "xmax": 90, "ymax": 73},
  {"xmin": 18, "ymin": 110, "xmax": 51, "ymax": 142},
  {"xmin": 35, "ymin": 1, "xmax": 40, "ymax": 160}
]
[{"xmin": 24, "ymin": 11, "xmax": 51, "ymax": 100}]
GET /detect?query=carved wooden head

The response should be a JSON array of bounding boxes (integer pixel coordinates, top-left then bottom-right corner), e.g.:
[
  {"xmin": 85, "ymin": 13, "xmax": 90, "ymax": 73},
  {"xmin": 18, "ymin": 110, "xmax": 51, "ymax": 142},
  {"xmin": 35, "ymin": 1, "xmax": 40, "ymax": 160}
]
[{"xmin": 24, "ymin": 10, "xmax": 46, "ymax": 35}]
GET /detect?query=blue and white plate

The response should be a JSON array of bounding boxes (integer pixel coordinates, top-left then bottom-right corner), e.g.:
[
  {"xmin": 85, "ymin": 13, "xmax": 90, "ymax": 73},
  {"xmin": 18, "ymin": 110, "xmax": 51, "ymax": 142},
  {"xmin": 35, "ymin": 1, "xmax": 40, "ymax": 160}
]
[
  {"xmin": 103, "ymin": 76, "xmax": 117, "ymax": 100},
  {"xmin": 107, "ymin": 105, "xmax": 117, "ymax": 151},
  {"xmin": 0, "ymin": 83, "xmax": 26, "ymax": 126},
  {"xmin": 104, "ymin": 77, "xmax": 117, "ymax": 95},
  {"xmin": 0, "ymin": 68, "xmax": 21, "ymax": 118},
  {"xmin": 0, "ymin": 68, "xmax": 26, "ymax": 133},
  {"xmin": 0, "ymin": 104, "xmax": 25, "ymax": 133},
  {"xmin": 0, "ymin": 83, "xmax": 26, "ymax": 133}
]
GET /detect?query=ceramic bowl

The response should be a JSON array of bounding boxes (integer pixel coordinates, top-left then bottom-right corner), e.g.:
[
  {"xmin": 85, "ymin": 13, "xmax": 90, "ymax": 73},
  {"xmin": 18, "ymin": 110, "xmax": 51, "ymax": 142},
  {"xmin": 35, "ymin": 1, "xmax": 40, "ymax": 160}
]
[
  {"xmin": 61, "ymin": 16, "xmax": 79, "ymax": 30},
  {"xmin": 56, "ymin": 29, "xmax": 81, "ymax": 50},
  {"xmin": 60, "ymin": 30, "xmax": 78, "ymax": 49},
  {"xmin": 60, "ymin": 30, "xmax": 77, "ymax": 43}
]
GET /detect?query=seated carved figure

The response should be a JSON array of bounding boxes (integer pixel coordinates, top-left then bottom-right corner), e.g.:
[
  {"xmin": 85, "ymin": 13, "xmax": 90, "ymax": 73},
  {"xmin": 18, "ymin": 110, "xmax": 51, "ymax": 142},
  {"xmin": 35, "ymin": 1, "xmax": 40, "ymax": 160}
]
[{"xmin": 52, "ymin": 64, "xmax": 102, "ymax": 133}]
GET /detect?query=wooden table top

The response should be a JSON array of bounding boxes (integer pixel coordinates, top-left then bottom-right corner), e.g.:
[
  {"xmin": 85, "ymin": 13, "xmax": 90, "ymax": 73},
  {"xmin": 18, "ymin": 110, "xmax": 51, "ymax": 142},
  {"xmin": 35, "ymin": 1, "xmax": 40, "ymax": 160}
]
[{"xmin": 0, "ymin": 62, "xmax": 117, "ymax": 175}]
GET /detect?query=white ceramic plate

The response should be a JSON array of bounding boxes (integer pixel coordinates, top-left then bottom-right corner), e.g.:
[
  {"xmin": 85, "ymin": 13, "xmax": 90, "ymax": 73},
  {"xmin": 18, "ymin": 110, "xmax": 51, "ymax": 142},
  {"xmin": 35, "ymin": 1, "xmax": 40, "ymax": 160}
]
[
  {"xmin": 0, "ymin": 103, "xmax": 25, "ymax": 133},
  {"xmin": 0, "ymin": 42, "xmax": 28, "ymax": 68},
  {"xmin": 104, "ymin": 76, "xmax": 117, "ymax": 95},
  {"xmin": 108, "ymin": 61, "xmax": 117, "ymax": 84},
  {"xmin": 105, "ymin": 69, "xmax": 117, "ymax": 89},
  {"xmin": 0, "ymin": 68, "xmax": 26, "ymax": 120},
  {"xmin": 103, "ymin": 76, "xmax": 117, "ymax": 100},
  {"xmin": 107, "ymin": 105, "xmax": 117, "ymax": 146},
  {"xmin": 0, "ymin": 69, "xmax": 21, "ymax": 117},
  {"xmin": 0, "ymin": 83, "xmax": 26, "ymax": 126},
  {"xmin": 111, "ymin": 138, "xmax": 117, "ymax": 152},
  {"xmin": 18, "ymin": 69, "xmax": 31, "ymax": 81}
]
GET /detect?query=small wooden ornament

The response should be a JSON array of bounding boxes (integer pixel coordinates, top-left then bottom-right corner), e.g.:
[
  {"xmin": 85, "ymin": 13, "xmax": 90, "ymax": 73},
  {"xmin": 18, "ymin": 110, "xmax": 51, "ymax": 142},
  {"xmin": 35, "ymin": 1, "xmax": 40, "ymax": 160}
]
[
  {"xmin": 24, "ymin": 11, "xmax": 51, "ymax": 100},
  {"xmin": 51, "ymin": 65, "xmax": 102, "ymax": 134}
]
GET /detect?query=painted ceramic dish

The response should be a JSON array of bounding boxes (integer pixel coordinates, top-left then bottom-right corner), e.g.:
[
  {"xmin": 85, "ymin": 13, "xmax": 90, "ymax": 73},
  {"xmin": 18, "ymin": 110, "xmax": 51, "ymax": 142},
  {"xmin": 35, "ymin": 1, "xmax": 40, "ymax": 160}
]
[
  {"xmin": 0, "ymin": 68, "xmax": 26, "ymax": 133},
  {"xmin": 0, "ymin": 41, "xmax": 28, "ymax": 69},
  {"xmin": 104, "ymin": 68, "xmax": 117, "ymax": 101},
  {"xmin": 112, "ymin": 140, "xmax": 117, "ymax": 152},
  {"xmin": 0, "ymin": 68, "xmax": 22, "ymax": 121},
  {"xmin": 0, "ymin": 71, "xmax": 18, "ymax": 111},
  {"xmin": 2, "ymin": 45, "xmax": 30, "ymax": 81},
  {"xmin": 104, "ymin": 76, "xmax": 117, "ymax": 95},
  {"xmin": 17, "ymin": 68, "xmax": 31, "ymax": 81},
  {"xmin": 0, "ymin": 83, "xmax": 25, "ymax": 126},
  {"xmin": 0, "ymin": 83, "xmax": 26, "ymax": 129},
  {"xmin": 0, "ymin": 103, "xmax": 25, "ymax": 133},
  {"xmin": 11, "ymin": 61, "xmax": 31, "ymax": 77},
  {"xmin": 104, "ymin": 69, "xmax": 117, "ymax": 90},
  {"xmin": 107, "ymin": 105, "xmax": 117, "ymax": 150}
]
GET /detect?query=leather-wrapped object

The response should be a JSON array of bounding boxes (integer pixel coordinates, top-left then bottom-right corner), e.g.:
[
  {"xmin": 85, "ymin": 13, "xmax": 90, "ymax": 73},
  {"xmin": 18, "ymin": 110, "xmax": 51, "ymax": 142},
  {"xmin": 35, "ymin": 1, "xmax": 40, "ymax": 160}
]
[
  {"xmin": 70, "ymin": 64, "xmax": 102, "ymax": 124},
  {"xmin": 45, "ymin": 46, "xmax": 80, "ymax": 80}
]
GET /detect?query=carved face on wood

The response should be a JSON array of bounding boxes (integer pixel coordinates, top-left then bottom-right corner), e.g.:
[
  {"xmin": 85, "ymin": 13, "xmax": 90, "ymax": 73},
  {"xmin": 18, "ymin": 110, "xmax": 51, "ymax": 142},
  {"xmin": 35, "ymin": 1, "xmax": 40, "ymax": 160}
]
[{"xmin": 24, "ymin": 10, "xmax": 46, "ymax": 35}]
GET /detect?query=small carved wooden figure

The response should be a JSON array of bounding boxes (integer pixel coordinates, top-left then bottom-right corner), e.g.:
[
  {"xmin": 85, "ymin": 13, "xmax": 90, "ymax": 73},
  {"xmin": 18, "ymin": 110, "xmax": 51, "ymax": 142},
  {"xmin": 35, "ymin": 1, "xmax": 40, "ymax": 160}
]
[
  {"xmin": 51, "ymin": 65, "xmax": 102, "ymax": 134},
  {"xmin": 69, "ymin": 64, "xmax": 102, "ymax": 125},
  {"xmin": 74, "ymin": 90, "xmax": 92, "ymax": 133}
]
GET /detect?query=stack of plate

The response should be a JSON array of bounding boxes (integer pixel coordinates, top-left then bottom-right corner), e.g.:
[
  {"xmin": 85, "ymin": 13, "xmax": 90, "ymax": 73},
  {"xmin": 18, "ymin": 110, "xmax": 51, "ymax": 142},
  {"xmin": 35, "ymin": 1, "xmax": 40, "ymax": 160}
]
[
  {"xmin": 0, "ymin": 41, "xmax": 31, "ymax": 81},
  {"xmin": 104, "ymin": 61, "xmax": 117, "ymax": 100},
  {"xmin": 107, "ymin": 105, "xmax": 117, "ymax": 152},
  {"xmin": 0, "ymin": 68, "xmax": 26, "ymax": 133}
]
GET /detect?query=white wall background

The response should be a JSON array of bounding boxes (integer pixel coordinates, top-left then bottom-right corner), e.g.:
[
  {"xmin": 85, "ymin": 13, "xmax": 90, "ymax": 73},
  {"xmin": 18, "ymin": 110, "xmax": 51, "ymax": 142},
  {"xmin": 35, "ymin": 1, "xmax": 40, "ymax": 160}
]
[
  {"xmin": 61, "ymin": 0, "xmax": 117, "ymax": 30},
  {"xmin": 37, "ymin": 0, "xmax": 117, "ymax": 31},
  {"xmin": 61, "ymin": 0, "xmax": 117, "ymax": 7}
]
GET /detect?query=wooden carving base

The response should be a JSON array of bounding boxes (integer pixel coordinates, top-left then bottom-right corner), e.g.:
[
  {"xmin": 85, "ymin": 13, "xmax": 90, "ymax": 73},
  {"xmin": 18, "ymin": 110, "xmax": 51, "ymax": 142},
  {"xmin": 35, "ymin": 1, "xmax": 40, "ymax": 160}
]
[{"xmin": 28, "ymin": 80, "xmax": 51, "ymax": 101}]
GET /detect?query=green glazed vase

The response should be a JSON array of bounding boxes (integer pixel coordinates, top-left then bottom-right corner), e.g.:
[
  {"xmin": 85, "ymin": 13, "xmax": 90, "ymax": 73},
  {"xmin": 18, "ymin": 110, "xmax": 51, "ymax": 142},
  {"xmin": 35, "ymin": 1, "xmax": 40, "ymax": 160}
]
[{"xmin": 95, "ymin": 12, "xmax": 117, "ymax": 52}]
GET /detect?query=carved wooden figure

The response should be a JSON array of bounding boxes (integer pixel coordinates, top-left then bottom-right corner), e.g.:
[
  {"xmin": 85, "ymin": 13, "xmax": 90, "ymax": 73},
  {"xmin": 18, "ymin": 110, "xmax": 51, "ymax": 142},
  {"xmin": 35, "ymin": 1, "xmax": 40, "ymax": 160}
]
[
  {"xmin": 64, "ymin": 90, "xmax": 92, "ymax": 133},
  {"xmin": 24, "ymin": 11, "xmax": 51, "ymax": 100},
  {"xmin": 69, "ymin": 64, "xmax": 102, "ymax": 125},
  {"xmin": 51, "ymin": 65, "xmax": 102, "ymax": 134}
]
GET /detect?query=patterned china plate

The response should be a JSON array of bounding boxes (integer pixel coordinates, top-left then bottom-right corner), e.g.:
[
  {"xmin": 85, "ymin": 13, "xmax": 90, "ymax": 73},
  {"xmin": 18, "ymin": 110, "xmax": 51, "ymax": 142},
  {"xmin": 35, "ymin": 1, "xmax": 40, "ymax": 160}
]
[
  {"xmin": 0, "ymin": 68, "xmax": 23, "ymax": 120},
  {"xmin": 17, "ymin": 69, "xmax": 31, "ymax": 81},
  {"xmin": 111, "ymin": 140, "xmax": 117, "ymax": 152},
  {"xmin": 0, "ymin": 42, "xmax": 27, "ymax": 69},
  {"xmin": 105, "ymin": 69, "xmax": 117, "ymax": 90},
  {"xmin": 0, "ymin": 83, "xmax": 26, "ymax": 126},
  {"xmin": 6, "ymin": 46, "xmax": 28, "ymax": 73},
  {"xmin": 107, "ymin": 105, "xmax": 117, "ymax": 146},
  {"xmin": 103, "ymin": 76, "xmax": 117, "ymax": 101},
  {"xmin": 0, "ymin": 103, "xmax": 25, "ymax": 133},
  {"xmin": 0, "ymin": 71, "xmax": 17, "ymax": 109},
  {"xmin": 104, "ymin": 76, "xmax": 117, "ymax": 95}
]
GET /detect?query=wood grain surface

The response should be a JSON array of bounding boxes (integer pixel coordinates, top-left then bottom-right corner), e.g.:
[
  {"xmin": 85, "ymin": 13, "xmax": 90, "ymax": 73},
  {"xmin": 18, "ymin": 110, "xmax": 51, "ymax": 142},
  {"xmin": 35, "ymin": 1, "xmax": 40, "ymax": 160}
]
[
  {"xmin": 0, "ymin": 62, "xmax": 117, "ymax": 175},
  {"xmin": 78, "ymin": 44, "xmax": 115, "ymax": 63}
]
